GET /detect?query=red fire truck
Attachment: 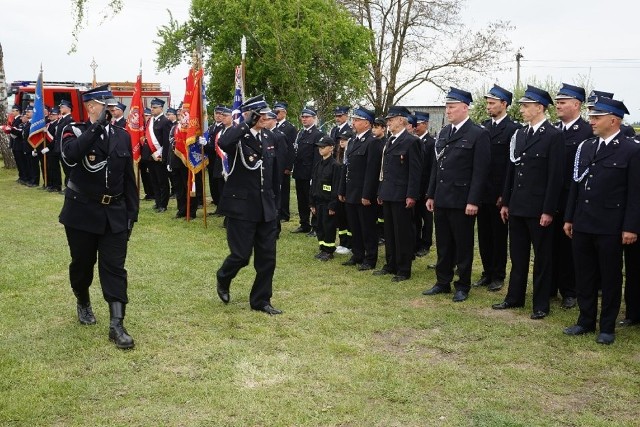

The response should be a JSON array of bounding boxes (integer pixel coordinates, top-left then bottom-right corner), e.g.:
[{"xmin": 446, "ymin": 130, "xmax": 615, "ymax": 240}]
[{"xmin": 9, "ymin": 80, "xmax": 171, "ymax": 122}]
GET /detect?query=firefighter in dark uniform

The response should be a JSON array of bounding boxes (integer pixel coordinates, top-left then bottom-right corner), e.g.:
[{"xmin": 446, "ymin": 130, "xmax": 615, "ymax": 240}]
[
  {"xmin": 374, "ymin": 106, "xmax": 422, "ymax": 282},
  {"xmin": 551, "ymin": 83, "xmax": 593, "ymax": 308},
  {"xmin": 166, "ymin": 107, "xmax": 197, "ymax": 219},
  {"xmin": 493, "ymin": 85, "xmax": 564, "ymax": 319},
  {"xmin": 291, "ymin": 107, "xmax": 324, "ymax": 234},
  {"xmin": 54, "ymin": 100, "xmax": 75, "ymax": 188},
  {"xmin": 372, "ymin": 117, "xmax": 388, "ymax": 243},
  {"xmin": 59, "ymin": 85, "xmax": 138, "ymax": 349},
  {"xmin": 273, "ymin": 102, "xmax": 297, "ymax": 222},
  {"xmin": 330, "ymin": 106, "xmax": 352, "ymax": 155},
  {"xmin": 474, "ymin": 85, "xmax": 520, "ymax": 292},
  {"xmin": 339, "ymin": 107, "xmax": 382, "ymax": 270},
  {"xmin": 563, "ymin": 97, "xmax": 640, "ymax": 345},
  {"xmin": 424, "ymin": 88, "xmax": 490, "ymax": 302},
  {"xmin": 331, "ymin": 106, "xmax": 353, "ymax": 254},
  {"xmin": 204, "ymin": 105, "xmax": 227, "ymax": 213},
  {"xmin": 413, "ymin": 112, "xmax": 435, "ymax": 257},
  {"xmin": 42, "ymin": 107, "xmax": 60, "ymax": 191},
  {"xmin": 215, "ymin": 95, "xmax": 283, "ymax": 315},
  {"xmin": 111, "ymin": 102, "xmax": 127, "ymax": 128},
  {"xmin": 145, "ymin": 98, "xmax": 172, "ymax": 212}
]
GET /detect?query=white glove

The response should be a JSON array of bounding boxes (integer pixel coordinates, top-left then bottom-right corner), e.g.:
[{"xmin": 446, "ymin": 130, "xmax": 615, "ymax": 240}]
[
  {"xmin": 41, "ymin": 147, "xmax": 50, "ymax": 154},
  {"xmin": 198, "ymin": 136, "xmax": 207, "ymax": 146},
  {"xmin": 31, "ymin": 150, "xmax": 38, "ymax": 157},
  {"xmin": 167, "ymin": 164, "xmax": 172, "ymax": 172}
]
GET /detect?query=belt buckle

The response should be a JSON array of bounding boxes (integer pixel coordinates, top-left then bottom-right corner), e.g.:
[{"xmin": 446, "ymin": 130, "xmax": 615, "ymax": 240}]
[{"xmin": 101, "ymin": 194, "xmax": 112, "ymax": 205}]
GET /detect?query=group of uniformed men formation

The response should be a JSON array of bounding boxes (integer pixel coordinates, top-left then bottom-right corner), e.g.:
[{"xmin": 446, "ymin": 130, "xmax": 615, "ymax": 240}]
[{"xmin": 6, "ymin": 83, "xmax": 640, "ymax": 345}]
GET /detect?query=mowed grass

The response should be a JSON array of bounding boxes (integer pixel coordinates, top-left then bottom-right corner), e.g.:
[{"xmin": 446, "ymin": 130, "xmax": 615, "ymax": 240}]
[{"xmin": 1, "ymin": 164, "xmax": 639, "ymax": 427}]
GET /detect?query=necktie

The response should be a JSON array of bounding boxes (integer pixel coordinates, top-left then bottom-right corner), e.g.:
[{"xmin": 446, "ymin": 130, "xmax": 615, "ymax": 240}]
[
  {"xmin": 526, "ymin": 127, "xmax": 534, "ymax": 141},
  {"xmin": 492, "ymin": 121, "xmax": 497, "ymax": 129},
  {"xmin": 596, "ymin": 139, "xmax": 604, "ymax": 153},
  {"xmin": 388, "ymin": 136, "xmax": 396, "ymax": 145},
  {"xmin": 449, "ymin": 126, "xmax": 457, "ymax": 138}
]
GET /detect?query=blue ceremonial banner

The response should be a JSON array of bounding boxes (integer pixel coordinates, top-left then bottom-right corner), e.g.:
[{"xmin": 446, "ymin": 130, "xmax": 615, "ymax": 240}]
[
  {"xmin": 27, "ymin": 70, "xmax": 46, "ymax": 148},
  {"xmin": 232, "ymin": 66, "xmax": 244, "ymax": 125}
]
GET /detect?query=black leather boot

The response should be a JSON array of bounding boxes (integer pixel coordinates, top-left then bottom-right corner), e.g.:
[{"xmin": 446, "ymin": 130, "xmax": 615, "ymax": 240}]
[
  {"xmin": 108, "ymin": 302, "xmax": 135, "ymax": 349},
  {"xmin": 73, "ymin": 289, "xmax": 96, "ymax": 325}
]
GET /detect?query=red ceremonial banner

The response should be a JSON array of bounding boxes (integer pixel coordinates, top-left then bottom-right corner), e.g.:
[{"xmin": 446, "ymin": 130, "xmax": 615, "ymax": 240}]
[{"xmin": 125, "ymin": 74, "xmax": 144, "ymax": 162}]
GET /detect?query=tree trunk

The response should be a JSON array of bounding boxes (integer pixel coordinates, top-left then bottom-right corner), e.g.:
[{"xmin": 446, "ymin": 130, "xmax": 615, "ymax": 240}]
[{"xmin": 0, "ymin": 42, "xmax": 16, "ymax": 168}]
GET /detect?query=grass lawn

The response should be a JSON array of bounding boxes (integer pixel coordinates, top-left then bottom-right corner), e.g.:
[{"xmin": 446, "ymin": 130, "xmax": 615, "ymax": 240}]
[{"xmin": 1, "ymin": 165, "xmax": 639, "ymax": 426}]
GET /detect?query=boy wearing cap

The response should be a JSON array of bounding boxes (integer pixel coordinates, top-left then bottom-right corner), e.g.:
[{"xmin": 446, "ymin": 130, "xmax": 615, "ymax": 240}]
[
  {"xmin": 493, "ymin": 85, "xmax": 564, "ymax": 320},
  {"xmin": 310, "ymin": 136, "xmax": 342, "ymax": 261},
  {"xmin": 474, "ymin": 85, "xmax": 520, "ymax": 292},
  {"xmin": 562, "ymin": 97, "xmax": 640, "ymax": 344},
  {"xmin": 424, "ymin": 88, "xmax": 490, "ymax": 302},
  {"xmin": 551, "ymin": 84, "xmax": 593, "ymax": 309},
  {"xmin": 59, "ymin": 84, "xmax": 138, "ymax": 349}
]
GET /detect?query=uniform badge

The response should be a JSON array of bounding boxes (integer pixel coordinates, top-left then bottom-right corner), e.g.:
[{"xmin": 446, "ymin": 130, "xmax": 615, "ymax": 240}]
[
  {"xmin": 88, "ymin": 154, "xmax": 96, "ymax": 162},
  {"xmin": 249, "ymin": 155, "xmax": 255, "ymax": 162},
  {"xmin": 572, "ymin": 124, "xmax": 579, "ymax": 130}
]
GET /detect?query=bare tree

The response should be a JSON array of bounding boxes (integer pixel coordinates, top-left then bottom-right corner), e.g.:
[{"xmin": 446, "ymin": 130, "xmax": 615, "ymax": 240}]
[
  {"xmin": 0, "ymin": 42, "xmax": 16, "ymax": 168},
  {"xmin": 340, "ymin": 0, "xmax": 512, "ymax": 115}
]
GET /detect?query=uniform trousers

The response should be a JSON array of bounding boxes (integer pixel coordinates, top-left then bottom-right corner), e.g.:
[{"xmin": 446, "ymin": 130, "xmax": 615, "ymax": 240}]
[
  {"xmin": 64, "ymin": 225, "xmax": 129, "ymax": 303},
  {"xmin": 414, "ymin": 199, "xmax": 433, "ymax": 252},
  {"xmin": 551, "ymin": 210, "xmax": 576, "ymax": 298},
  {"xmin": 336, "ymin": 200, "xmax": 351, "ymax": 247},
  {"xmin": 25, "ymin": 152, "xmax": 40, "ymax": 185},
  {"xmin": 504, "ymin": 215, "xmax": 552, "ymax": 313},
  {"xmin": 477, "ymin": 202, "xmax": 508, "ymax": 282},
  {"xmin": 346, "ymin": 202, "xmax": 378, "ymax": 267},
  {"xmin": 279, "ymin": 174, "xmax": 291, "ymax": 221},
  {"xmin": 47, "ymin": 154, "xmax": 63, "ymax": 190},
  {"xmin": 623, "ymin": 241, "xmax": 640, "ymax": 322},
  {"xmin": 13, "ymin": 148, "xmax": 28, "ymax": 182},
  {"xmin": 149, "ymin": 161, "xmax": 170, "ymax": 209},
  {"xmin": 382, "ymin": 201, "xmax": 415, "ymax": 277},
  {"xmin": 217, "ymin": 217, "xmax": 278, "ymax": 309},
  {"xmin": 316, "ymin": 203, "xmax": 337, "ymax": 253},
  {"xmin": 139, "ymin": 159, "xmax": 155, "ymax": 198},
  {"xmin": 572, "ymin": 231, "xmax": 622, "ymax": 333},
  {"xmin": 434, "ymin": 207, "xmax": 475, "ymax": 292},
  {"xmin": 294, "ymin": 178, "xmax": 311, "ymax": 229},
  {"xmin": 172, "ymin": 164, "xmax": 197, "ymax": 217}
]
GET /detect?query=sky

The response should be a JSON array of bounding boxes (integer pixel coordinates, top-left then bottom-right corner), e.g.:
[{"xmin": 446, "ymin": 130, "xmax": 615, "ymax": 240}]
[{"xmin": 3, "ymin": 0, "xmax": 639, "ymax": 123}]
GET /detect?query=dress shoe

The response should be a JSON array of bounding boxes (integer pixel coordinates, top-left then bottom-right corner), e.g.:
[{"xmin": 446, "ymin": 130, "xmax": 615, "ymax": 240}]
[
  {"xmin": 596, "ymin": 332, "xmax": 615, "ymax": 345},
  {"xmin": 561, "ymin": 297, "xmax": 577, "ymax": 309},
  {"xmin": 156, "ymin": 207, "xmax": 167, "ymax": 213},
  {"xmin": 253, "ymin": 304, "xmax": 283, "ymax": 315},
  {"xmin": 452, "ymin": 290, "xmax": 468, "ymax": 302},
  {"xmin": 216, "ymin": 281, "xmax": 230, "ymax": 304},
  {"xmin": 357, "ymin": 263, "xmax": 374, "ymax": 271},
  {"xmin": 491, "ymin": 301, "xmax": 522, "ymax": 310},
  {"xmin": 291, "ymin": 226, "xmax": 310, "ymax": 234},
  {"xmin": 175, "ymin": 213, "xmax": 186, "ymax": 219},
  {"xmin": 373, "ymin": 268, "xmax": 393, "ymax": 276},
  {"xmin": 563, "ymin": 325, "xmax": 595, "ymax": 336},
  {"xmin": 422, "ymin": 285, "xmax": 451, "ymax": 295},
  {"xmin": 108, "ymin": 302, "xmax": 134, "ymax": 350},
  {"xmin": 306, "ymin": 230, "xmax": 317, "ymax": 237},
  {"xmin": 143, "ymin": 195, "xmax": 155, "ymax": 200},
  {"xmin": 415, "ymin": 248, "xmax": 429, "ymax": 257},
  {"xmin": 314, "ymin": 252, "xmax": 324, "ymax": 259},
  {"xmin": 427, "ymin": 263, "xmax": 436, "ymax": 269},
  {"xmin": 342, "ymin": 258, "xmax": 359, "ymax": 266},
  {"xmin": 472, "ymin": 276, "xmax": 490, "ymax": 287},
  {"xmin": 377, "ymin": 237, "xmax": 385, "ymax": 246},
  {"xmin": 152, "ymin": 204, "xmax": 159, "ymax": 210},
  {"xmin": 318, "ymin": 252, "xmax": 334, "ymax": 262},
  {"xmin": 391, "ymin": 275, "xmax": 409, "ymax": 282},
  {"xmin": 530, "ymin": 311, "xmax": 548, "ymax": 320},
  {"xmin": 619, "ymin": 318, "xmax": 640, "ymax": 327},
  {"xmin": 487, "ymin": 280, "xmax": 504, "ymax": 292}
]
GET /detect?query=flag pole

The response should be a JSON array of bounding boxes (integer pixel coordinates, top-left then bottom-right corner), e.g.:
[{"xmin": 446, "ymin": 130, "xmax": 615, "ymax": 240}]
[
  {"xmin": 40, "ymin": 63, "xmax": 48, "ymax": 189},
  {"xmin": 196, "ymin": 41, "xmax": 208, "ymax": 228},
  {"xmin": 136, "ymin": 60, "xmax": 142, "ymax": 194},
  {"xmin": 241, "ymin": 36, "xmax": 246, "ymax": 99}
]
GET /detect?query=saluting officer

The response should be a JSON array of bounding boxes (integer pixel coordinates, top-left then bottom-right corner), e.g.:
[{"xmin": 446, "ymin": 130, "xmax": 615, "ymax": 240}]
[
  {"xmin": 215, "ymin": 95, "xmax": 283, "ymax": 315},
  {"xmin": 552, "ymin": 83, "xmax": 593, "ymax": 308},
  {"xmin": 59, "ymin": 85, "xmax": 138, "ymax": 349},
  {"xmin": 291, "ymin": 106, "xmax": 324, "ymax": 234},
  {"xmin": 493, "ymin": 86, "xmax": 564, "ymax": 320},
  {"xmin": 563, "ymin": 97, "xmax": 640, "ymax": 345},
  {"xmin": 374, "ymin": 106, "xmax": 422, "ymax": 282},
  {"xmin": 424, "ymin": 88, "xmax": 490, "ymax": 302},
  {"xmin": 339, "ymin": 107, "xmax": 382, "ymax": 271},
  {"xmin": 474, "ymin": 85, "xmax": 520, "ymax": 292}
]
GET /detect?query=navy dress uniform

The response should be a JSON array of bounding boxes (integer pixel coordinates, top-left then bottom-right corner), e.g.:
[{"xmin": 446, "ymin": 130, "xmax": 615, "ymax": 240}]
[
  {"xmin": 423, "ymin": 88, "xmax": 491, "ymax": 302},
  {"xmin": 59, "ymin": 85, "xmax": 138, "ymax": 349},
  {"xmin": 273, "ymin": 101, "xmax": 297, "ymax": 222},
  {"xmin": 291, "ymin": 107, "xmax": 324, "ymax": 233},
  {"xmin": 112, "ymin": 102, "xmax": 127, "ymax": 128},
  {"xmin": 339, "ymin": 108, "xmax": 382, "ymax": 270},
  {"xmin": 476, "ymin": 85, "xmax": 520, "ymax": 291},
  {"xmin": 414, "ymin": 112, "xmax": 436, "ymax": 257},
  {"xmin": 215, "ymin": 95, "xmax": 282, "ymax": 315},
  {"xmin": 563, "ymin": 97, "xmax": 640, "ymax": 344},
  {"xmin": 375, "ymin": 106, "xmax": 423, "ymax": 281},
  {"xmin": 145, "ymin": 98, "xmax": 172, "ymax": 212},
  {"xmin": 493, "ymin": 86, "xmax": 564, "ymax": 319},
  {"xmin": 551, "ymin": 84, "xmax": 593, "ymax": 308},
  {"xmin": 204, "ymin": 105, "xmax": 227, "ymax": 209},
  {"xmin": 54, "ymin": 100, "xmax": 74, "ymax": 188}
]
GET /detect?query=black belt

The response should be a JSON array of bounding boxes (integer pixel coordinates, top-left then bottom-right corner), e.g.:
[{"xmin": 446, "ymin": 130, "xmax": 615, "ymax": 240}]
[{"xmin": 67, "ymin": 181, "xmax": 123, "ymax": 205}]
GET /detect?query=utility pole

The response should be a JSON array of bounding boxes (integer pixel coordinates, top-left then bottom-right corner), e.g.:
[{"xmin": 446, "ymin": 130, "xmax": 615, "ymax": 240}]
[{"xmin": 515, "ymin": 50, "xmax": 524, "ymax": 88}]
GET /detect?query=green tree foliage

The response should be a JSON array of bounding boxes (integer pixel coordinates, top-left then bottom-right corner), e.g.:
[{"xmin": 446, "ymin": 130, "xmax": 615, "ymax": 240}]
[
  {"xmin": 155, "ymin": 0, "xmax": 372, "ymax": 120},
  {"xmin": 69, "ymin": 0, "xmax": 124, "ymax": 54}
]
